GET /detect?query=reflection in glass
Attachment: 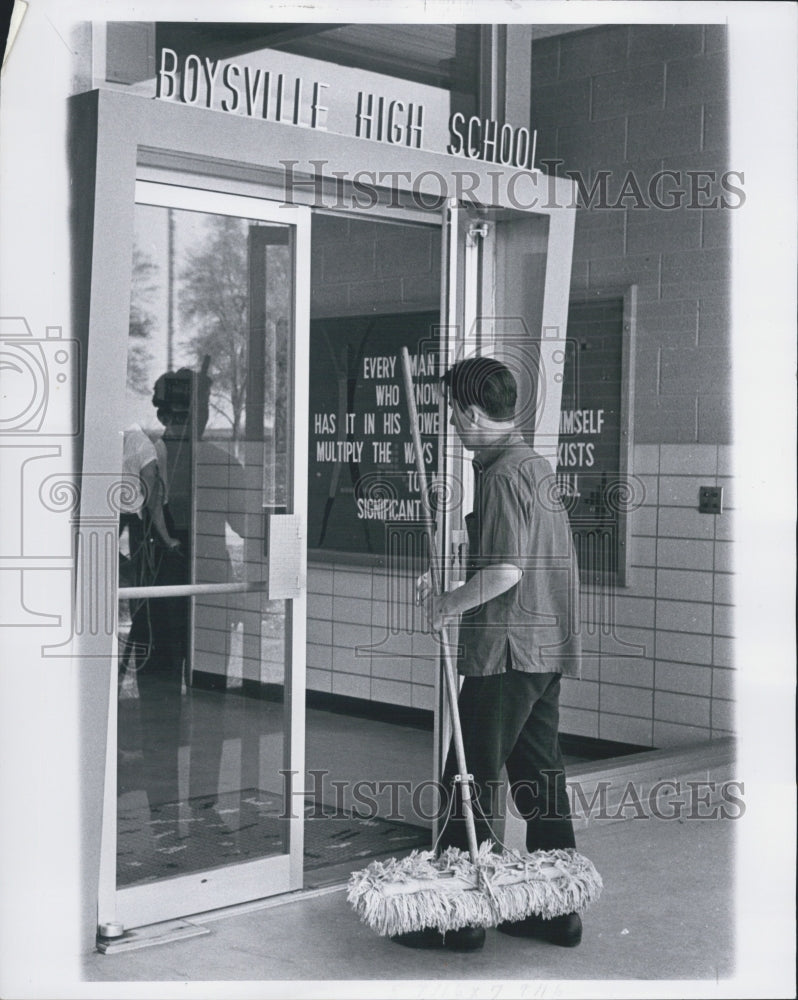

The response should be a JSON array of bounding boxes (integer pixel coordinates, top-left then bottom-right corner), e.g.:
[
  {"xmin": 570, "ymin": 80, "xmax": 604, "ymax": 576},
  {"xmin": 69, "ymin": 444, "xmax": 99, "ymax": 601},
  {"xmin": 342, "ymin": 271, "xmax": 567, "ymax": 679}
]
[{"xmin": 117, "ymin": 204, "xmax": 293, "ymax": 886}]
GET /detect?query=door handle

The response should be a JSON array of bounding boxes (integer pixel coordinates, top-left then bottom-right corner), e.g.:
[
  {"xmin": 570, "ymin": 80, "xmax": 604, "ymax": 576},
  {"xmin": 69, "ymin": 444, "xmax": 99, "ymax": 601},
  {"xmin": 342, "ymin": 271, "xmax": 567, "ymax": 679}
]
[{"xmin": 266, "ymin": 513, "xmax": 305, "ymax": 598}]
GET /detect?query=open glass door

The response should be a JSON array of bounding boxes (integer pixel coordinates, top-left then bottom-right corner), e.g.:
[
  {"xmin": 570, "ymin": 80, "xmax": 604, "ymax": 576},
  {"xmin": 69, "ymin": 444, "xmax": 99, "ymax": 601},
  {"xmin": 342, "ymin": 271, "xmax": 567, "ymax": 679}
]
[
  {"xmin": 433, "ymin": 198, "xmax": 572, "ymax": 831},
  {"xmin": 438, "ymin": 198, "xmax": 488, "ymax": 589},
  {"xmin": 99, "ymin": 183, "xmax": 309, "ymax": 930},
  {"xmin": 431, "ymin": 199, "xmax": 485, "ymax": 804}
]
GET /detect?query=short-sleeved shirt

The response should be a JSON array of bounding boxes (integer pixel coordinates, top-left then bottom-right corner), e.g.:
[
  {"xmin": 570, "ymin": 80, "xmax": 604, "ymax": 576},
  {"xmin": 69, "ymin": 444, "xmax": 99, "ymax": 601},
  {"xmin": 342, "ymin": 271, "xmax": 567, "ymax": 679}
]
[
  {"xmin": 457, "ymin": 432, "xmax": 581, "ymax": 678},
  {"xmin": 120, "ymin": 424, "xmax": 158, "ymax": 515},
  {"xmin": 121, "ymin": 424, "xmax": 168, "ymax": 516}
]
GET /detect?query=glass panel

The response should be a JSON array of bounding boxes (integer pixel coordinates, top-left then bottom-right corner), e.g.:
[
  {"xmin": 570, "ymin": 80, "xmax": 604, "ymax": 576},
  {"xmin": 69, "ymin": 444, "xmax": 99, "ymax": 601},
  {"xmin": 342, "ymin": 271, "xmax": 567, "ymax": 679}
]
[
  {"xmin": 117, "ymin": 203, "xmax": 293, "ymax": 887},
  {"xmin": 304, "ymin": 212, "xmax": 439, "ymax": 879}
]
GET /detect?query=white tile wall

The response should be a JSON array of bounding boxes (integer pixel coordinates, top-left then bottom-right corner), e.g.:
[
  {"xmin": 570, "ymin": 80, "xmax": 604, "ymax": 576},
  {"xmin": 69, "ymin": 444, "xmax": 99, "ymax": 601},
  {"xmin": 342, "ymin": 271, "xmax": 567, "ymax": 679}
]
[{"xmin": 304, "ymin": 444, "xmax": 736, "ymax": 750}]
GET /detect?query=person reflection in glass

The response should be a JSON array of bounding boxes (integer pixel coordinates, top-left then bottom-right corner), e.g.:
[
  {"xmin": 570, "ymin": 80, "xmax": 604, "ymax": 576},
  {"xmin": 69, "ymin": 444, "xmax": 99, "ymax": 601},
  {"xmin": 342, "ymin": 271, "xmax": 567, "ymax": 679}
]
[{"xmin": 126, "ymin": 360, "xmax": 246, "ymax": 840}]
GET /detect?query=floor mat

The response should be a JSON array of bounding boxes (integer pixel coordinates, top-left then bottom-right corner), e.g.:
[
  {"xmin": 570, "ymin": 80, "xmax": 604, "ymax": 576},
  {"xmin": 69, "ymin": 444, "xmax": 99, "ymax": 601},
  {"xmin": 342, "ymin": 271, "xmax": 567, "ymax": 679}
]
[{"xmin": 117, "ymin": 788, "xmax": 430, "ymax": 887}]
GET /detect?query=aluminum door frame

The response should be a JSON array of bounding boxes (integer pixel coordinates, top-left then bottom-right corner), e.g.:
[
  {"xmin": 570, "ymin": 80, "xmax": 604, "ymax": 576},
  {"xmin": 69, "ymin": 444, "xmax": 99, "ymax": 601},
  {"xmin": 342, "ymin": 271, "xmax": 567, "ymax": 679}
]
[
  {"xmin": 93, "ymin": 183, "xmax": 310, "ymax": 931},
  {"xmin": 71, "ymin": 87, "xmax": 577, "ymax": 934},
  {"xmin": 432, "ymin": 198, "xmax": 575, "ymax": 839}
]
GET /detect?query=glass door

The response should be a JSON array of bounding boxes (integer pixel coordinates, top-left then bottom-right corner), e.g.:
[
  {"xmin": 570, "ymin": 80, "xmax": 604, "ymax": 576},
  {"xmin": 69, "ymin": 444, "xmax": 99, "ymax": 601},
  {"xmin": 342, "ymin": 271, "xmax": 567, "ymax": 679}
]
[
  {"xmin": 431, "ymin": 200, "xmax": 485, "ymax": 813},
  {"xmin": 438, "ymin": 200, "xmax": 488, "ymax": 589},
  {"xmin": 99, "ymin": 183, "xmax": 309, "ymax": 930},
  {"xmin": 433, "ymin": 199, "xmax": 570, "ymax": 836}
]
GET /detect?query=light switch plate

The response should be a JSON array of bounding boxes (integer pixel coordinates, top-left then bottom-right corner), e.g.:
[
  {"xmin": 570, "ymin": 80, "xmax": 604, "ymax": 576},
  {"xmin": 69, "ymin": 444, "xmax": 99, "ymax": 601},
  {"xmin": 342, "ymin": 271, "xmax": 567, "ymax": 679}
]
[{"xmin": 698, "ymin": 486, "xmax": 723, "ymax": 514}]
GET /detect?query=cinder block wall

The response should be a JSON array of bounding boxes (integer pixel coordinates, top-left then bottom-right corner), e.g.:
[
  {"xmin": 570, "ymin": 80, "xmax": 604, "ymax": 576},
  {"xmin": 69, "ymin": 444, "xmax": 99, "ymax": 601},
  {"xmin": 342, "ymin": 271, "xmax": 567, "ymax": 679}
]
[
  {"xmin": 533, "ymin": 24, "xmax": 735, "ymax": 746},
  {"xmin": 562, "ymin": 442, "xmax": 735, "ymax": 746},
  {"xmin": 531, "ymin": 23, "xmax": 731, "ymax": 441},
  {"xmin": 310, "ymin": 213, "xmax": 441, "ymax": 318},
  {"xmin": 306, "ymin": 27, "xmax": 736, "ymax": 750},
  {"xmin": 307, "ymin": 563, "xmax": 438, "ymax": 711}
]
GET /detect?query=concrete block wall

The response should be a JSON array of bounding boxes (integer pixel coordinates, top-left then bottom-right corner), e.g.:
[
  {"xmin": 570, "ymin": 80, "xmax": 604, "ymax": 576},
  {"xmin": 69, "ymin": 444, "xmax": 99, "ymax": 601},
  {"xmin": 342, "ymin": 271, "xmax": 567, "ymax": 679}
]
[
  {"xmin": 305, "ymin": 212, "xmax": 443, "ymax": 713},
  {"xmin": 311, "ymin": 213, "xmax": 441, "ymax": 318},
  {"xmin": 306, "ymin": 441, "xmax": 737, "ymax": 750},
  {"xmin": 531, "ymin": 23, "xmax": 732, "ymax": 444},
  {"xmin": 304, "ymin": 26, "xmax": 736, "ymax": 751},
  {"xmin": 304, "ymin": 140, "xmax": 508, "ymax": 720},
  {"xmin": 306, "ymin": 562, "xmax": 438, "ymax": 712},
  {"xmin": 531, "ymin": 24, "xmax": 735, "ymax": 748},
  {"xmin": 560, "ymin": 442, "xmax": 735, "ymax": 747}
]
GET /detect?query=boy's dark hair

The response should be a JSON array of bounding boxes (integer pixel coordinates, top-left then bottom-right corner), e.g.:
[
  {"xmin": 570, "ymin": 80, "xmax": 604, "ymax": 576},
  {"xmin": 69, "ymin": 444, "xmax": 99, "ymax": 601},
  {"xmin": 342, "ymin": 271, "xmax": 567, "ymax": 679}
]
[
  {"xmin": 442, "ymin": 357, "xmax": 517, "ymax": 421},
  {"xmin": 152, "ymin": 365, "xmax": 211, "ymax": 434},
  {"xmin": 152, "ymin": 369, "xmax": 193, "ymax": 414}
]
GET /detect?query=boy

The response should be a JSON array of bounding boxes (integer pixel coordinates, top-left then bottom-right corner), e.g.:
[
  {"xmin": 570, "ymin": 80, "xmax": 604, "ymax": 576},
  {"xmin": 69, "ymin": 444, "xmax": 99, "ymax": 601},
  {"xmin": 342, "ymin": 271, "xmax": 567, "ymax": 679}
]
[{"xmin": 396, "ymin": 356, "xmax": 582, "ymax": 952}]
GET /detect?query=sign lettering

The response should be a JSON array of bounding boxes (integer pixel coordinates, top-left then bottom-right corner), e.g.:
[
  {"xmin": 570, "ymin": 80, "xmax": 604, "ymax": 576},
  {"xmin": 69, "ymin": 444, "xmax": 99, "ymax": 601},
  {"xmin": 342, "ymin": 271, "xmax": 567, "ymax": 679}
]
[{"xmin": 155, "ymin": 47, "xmax": 537, "ymax": 169}]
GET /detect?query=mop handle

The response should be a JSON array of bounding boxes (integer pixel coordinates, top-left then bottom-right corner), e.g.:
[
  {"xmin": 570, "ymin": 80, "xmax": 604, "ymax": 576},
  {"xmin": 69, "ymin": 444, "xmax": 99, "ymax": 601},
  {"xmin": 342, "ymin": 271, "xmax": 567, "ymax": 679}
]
[{"xmin": 400, "ymin": 347, "xmax": 480, "ymax": 864}]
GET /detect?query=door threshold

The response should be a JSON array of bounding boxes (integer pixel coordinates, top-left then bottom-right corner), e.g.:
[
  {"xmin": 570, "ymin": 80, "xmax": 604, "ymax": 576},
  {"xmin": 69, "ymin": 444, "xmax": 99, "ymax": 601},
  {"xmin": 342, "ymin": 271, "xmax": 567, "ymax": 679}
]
[
  {"xmin": 190, "ymin": 879, "xmax": 349, "ymax": 926},
  {"xmin": 96, "ymin": 918, "xmax": 210, "ymax": 955},
  {"xmin": 99, "ymin": 879, "xmax": 350, "ymax": 954}
]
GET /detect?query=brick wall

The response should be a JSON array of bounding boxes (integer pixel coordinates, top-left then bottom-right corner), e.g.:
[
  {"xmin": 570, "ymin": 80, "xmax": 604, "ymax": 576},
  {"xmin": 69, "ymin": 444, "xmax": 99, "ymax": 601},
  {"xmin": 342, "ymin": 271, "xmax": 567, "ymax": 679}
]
[
  {"xmin": 311, "ymin": 213, "xmax": 441, "ymax": 318},
  {"xmin": 531, "ymin": 23, "xmax": 732, "ymax": 445},
  {"xmin": 307, "ymin": 562, "xmax": 437, "ymax": 711},
  {"xmin": 306, "ymin": 212, "xmax": 442, "ymax": 714},
  {"xmin": 305, "ymin": 30, "xmax": 737, "ymax": 750},
  {"xmin": 527, "ymin": 24, "xmax": 736, "ymax": 749},
  {"xmin": 560, "ymin": 442, "xmax": 734, "ymax": 747},
  {"xmin": 307, "ymin": 438, "xmax": 737, "ymax": 749}
]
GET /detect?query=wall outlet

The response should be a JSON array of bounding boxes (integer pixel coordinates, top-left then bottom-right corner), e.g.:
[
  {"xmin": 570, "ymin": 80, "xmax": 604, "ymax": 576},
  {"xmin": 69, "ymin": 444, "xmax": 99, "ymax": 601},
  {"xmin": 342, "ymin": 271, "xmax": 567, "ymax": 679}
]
[{"xmin": 699, "ymin": 486, "xmax": 723, "ymax": 514}]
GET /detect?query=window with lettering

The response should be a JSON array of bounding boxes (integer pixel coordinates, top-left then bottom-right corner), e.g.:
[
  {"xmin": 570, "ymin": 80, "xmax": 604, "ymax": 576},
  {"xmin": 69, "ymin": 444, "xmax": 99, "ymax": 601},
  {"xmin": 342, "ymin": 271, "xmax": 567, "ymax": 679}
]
[
  {"xmin": 558, "ymin": 298, "xmax": 627, "ymax": 583},
  {"xmin": 308, "ymin": 311, "xmax": 441, "ymax": 558}
]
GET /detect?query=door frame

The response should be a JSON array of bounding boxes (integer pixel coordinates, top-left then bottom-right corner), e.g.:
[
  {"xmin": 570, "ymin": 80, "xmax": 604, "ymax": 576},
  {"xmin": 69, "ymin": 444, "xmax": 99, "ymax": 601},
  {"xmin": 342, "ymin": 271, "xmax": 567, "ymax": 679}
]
[
  {"xmin": 71, "ymin": 87, "xmax": 577, "ymax": 932},
  {"xmin": 87, "ymin": 179, "xmax": 310, "ymax": 930}
]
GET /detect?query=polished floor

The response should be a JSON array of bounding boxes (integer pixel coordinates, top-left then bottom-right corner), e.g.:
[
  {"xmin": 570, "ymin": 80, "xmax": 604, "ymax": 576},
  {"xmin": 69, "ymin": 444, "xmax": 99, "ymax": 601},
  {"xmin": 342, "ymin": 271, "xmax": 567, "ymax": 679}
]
[
  {"xmin": 116, "ymin": 679, "xmax": 439, "ymax": 887},
  {"xmin": 84, "ymin": 801, "xmax": 737, "ymax": 985},
  {"xmin": 91, "ymin": 687, "xmax": 744, "ymax": 989},
  {"xmin": 116, "ymin": 679, "xmax": 588, "ymax": 890}
]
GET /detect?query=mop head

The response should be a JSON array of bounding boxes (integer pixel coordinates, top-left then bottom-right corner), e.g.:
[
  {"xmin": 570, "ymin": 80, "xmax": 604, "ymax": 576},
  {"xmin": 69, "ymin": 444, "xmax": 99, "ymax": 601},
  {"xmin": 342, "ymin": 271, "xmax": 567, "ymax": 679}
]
[{"xmin": 347, "ymin": 840, "xmax": 603, "ymax": 937}]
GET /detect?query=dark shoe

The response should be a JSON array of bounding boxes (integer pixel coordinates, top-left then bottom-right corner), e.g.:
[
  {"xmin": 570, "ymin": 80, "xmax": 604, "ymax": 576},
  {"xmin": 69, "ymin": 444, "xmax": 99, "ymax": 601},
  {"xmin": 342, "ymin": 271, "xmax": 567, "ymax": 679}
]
[
  {"xmin": 391, "ymin": 926, "xmax": 486, "ymax": 951},
  {"xmin": 445, "ymin": 926, "xmax": 486, "ymax": 951},
  {"xmin": 497, "ymin": 912, "xmax": 582, "ymax": 947}
]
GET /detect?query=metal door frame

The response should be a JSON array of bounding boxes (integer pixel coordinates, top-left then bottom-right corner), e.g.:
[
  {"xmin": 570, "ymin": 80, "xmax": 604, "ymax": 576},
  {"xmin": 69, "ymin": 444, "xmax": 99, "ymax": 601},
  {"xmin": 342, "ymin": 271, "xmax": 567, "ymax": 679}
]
[
  {"xmin": 94, "ymin": 182, "xmax": 310, "ymax": 931},
  {"xmin": 433, "ymin": 199, "xmax": 575, "ymax": 826},
  {"xmin": 71, "ymin": 87, "xmax": 576, "ymax": 933}
]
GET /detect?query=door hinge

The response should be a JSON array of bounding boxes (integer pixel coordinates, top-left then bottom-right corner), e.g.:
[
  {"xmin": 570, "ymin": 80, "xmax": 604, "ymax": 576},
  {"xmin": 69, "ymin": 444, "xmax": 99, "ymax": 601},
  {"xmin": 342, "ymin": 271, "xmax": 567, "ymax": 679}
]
[{"xmin": 467, "ymin": 222, "xmax": 490, "ymax": 246}]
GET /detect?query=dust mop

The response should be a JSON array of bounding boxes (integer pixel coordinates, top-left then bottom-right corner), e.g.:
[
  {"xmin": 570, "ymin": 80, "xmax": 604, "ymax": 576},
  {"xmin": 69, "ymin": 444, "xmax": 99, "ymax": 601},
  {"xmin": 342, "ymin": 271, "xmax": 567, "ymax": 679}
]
[{"xmin": 346, "ymin": 347, "xmax": 602, "ymax": 938}]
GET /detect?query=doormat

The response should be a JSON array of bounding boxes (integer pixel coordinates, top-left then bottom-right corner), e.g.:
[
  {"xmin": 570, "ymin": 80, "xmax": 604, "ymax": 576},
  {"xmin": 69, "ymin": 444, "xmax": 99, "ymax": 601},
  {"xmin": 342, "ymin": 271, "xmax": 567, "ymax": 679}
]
[{"xmin": 117, "ymin": 789, "xmax": 430, "ymax": 888}]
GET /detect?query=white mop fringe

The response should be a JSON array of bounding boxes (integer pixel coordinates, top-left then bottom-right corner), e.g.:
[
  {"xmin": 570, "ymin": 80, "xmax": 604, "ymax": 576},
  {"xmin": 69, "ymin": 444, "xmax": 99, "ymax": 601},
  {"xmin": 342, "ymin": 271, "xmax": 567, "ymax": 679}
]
[{"xmin": 347, "ymin": 840, "xmax": 603, "ymax": 936}]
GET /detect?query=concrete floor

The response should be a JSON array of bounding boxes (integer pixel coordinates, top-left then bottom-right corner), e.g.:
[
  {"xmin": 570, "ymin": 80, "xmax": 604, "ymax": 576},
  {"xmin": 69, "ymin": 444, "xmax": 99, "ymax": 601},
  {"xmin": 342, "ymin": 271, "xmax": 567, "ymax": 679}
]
[{"xmin": 84, "ymin": 807, "xmax": 737, "ymax": 987}]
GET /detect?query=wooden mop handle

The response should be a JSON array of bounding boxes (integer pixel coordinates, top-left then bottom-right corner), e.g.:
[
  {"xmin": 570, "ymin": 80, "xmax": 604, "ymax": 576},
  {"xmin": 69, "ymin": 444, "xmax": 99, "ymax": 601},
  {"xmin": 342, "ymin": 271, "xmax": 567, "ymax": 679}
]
[
  {"xmin": 399, "ymin": 347, "xmax": 440, "ymax": 593},
  {"xmin": 400, "ymin": 347, "xmax": 480, "ymax": 863}
]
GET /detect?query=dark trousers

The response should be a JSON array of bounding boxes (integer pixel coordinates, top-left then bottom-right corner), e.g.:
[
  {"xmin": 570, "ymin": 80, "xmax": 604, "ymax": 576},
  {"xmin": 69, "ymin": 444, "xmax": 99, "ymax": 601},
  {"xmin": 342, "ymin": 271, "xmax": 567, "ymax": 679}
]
[
  {"xmin": 127, "ymin": 525, "xmax": 191, "ymax": 808},
  {"xmin": 441, "ymin": 668, "xmax": 576, "ymax": 854}
]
